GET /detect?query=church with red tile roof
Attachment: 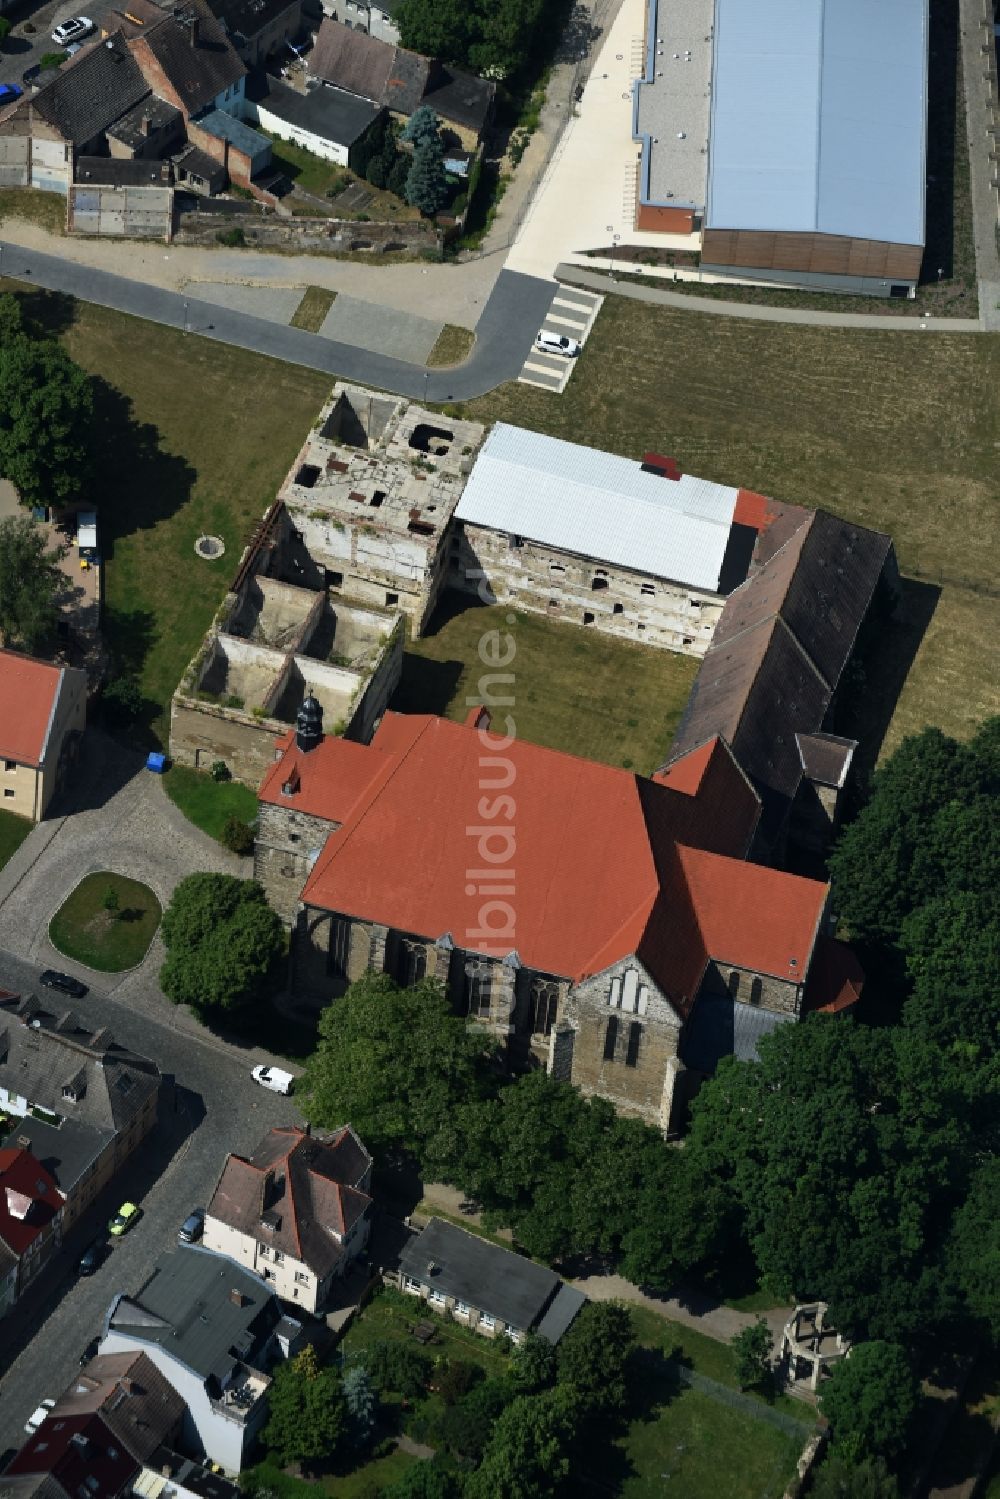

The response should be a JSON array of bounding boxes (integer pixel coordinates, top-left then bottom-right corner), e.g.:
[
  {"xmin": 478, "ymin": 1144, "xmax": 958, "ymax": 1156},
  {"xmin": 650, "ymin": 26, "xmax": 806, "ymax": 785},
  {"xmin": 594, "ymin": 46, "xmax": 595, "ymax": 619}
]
[{"xmin": 257, "ymin": 705, "xmax": 860, "ymax": 1133}]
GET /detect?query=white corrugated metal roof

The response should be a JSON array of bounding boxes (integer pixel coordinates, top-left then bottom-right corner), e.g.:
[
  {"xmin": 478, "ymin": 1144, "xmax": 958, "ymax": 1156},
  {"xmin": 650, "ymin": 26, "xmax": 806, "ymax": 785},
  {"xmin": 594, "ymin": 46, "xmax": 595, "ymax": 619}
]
[
  {"xmin": 707, "ymin": 0, "xmax": 927, "ymax": 246},
  {"xmin": 456, "ymin": 424, "xmax": 738, "ymax": 592}
]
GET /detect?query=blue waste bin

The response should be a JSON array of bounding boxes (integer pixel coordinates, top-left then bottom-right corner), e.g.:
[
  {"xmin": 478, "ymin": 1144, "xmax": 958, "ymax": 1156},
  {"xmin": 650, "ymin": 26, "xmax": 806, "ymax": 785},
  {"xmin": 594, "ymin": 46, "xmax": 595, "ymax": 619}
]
[{"xmin": 146, "ymin": 752, "xmax": 167, "ymax": 774}]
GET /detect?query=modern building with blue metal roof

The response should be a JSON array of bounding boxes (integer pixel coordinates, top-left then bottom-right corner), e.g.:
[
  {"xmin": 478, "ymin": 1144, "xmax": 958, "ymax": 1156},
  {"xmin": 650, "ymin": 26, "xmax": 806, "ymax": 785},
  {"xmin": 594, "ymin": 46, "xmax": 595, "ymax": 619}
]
[{"xmin": 633, "ymin": 0, "xmax": 929, "ymax": 295}]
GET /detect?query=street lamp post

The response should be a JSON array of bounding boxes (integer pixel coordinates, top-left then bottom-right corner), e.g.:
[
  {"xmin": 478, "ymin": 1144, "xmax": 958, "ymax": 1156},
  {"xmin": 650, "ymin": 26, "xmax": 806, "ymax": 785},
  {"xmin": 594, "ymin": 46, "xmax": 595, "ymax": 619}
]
[
  {"xmin": 610, "ymin": 233, "xmax": 621, "ymax": 281},
  {"xmin": 183, "ymin": 299, "xmax": 189, "ymax": 333}
]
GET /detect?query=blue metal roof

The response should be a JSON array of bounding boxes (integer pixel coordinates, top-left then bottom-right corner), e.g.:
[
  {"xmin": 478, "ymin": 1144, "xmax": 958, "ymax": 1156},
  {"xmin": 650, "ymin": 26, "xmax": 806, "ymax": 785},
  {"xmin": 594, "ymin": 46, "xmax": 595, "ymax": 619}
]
[{"xmin": 706, "ymin": 0, "xmax": 928, "ymax": 246}]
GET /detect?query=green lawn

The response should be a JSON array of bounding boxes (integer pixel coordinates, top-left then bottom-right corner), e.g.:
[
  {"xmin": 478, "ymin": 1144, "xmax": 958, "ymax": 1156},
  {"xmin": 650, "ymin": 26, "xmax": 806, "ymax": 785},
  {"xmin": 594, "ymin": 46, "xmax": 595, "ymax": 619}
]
[
  {"xmin": 245, "ymin": 1450, "xmax": 420, "ymax": 1498},
  {"xmin": 0, "ymin": 809, "xmax": 32, "ymax": 871},
  {"xmin": 49, "ymin": 873, "xmax": 161, "ymax": 972},
  {"xmin": 290, "ymin": 285, "xmax": 337, "ymax": 332},
  {"xmin": 162, "ymin": 765, "xmax": 258, "ymax": 843},
  {"xmin": 426, "ymin": 324, "xmax": 476, "ymax": 367},
  {"xmin": 629, "ymin": 1307, "xmax": 807, "ymax": 1422},
  {"xmin": 393, "ymin": 597, "xmax": 698, "ymax": 773},
  {"xmin": 459, "ymin": 295, "xmax": 1000, "ymax": 757},
  {"xmin": 599, "ymin": 1378, "xmax": 803, "ymax": 1499}
]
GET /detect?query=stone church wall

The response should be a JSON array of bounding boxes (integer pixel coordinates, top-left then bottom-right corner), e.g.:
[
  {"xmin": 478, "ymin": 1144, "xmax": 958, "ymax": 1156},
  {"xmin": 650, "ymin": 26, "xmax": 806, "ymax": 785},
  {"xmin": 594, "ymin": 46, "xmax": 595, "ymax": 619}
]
[{"xmin": 254, "ymin": 802, "xmax": 342, "ymax": 924}]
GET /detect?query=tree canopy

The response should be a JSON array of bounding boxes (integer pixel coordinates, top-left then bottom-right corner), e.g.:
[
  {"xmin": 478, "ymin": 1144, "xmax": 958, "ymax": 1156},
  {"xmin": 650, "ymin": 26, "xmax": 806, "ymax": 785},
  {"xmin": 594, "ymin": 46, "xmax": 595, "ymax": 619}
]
[
  {"xmin": 466, "ymin": 1386, "xmax": 578, "ymax": 1499},
  {"xmin": 0, "ymin": 514, "xmax": 66, "ymax": 652},
  {"xmin": 300, "ymin": 972, "xmax": 497, "ymax": 1159},
  {"xmin": 405, "ymin": 133, "xmax": 450, "ymax": 216},
  {"xmin": 819, "ymin": 1342, "xmax": 918, "ymax": 1462},
  {"xmin": 159, "ymin": 874, "xmax": 285, "ymax": 1017},
  {"xmin": 262, "ymin": 1345, "xmax": 346, "ymax": 1467},
  {"xmin": 396, "ymin": 0, "xmax": 553, "ymax": 77},
  {"xmin": 556, "ymin": 1302, "xmax": 635, "ymax": 1414},
  {"xmin": 0, "ymin": 293, "xmax": 94, "ymax": 512}
]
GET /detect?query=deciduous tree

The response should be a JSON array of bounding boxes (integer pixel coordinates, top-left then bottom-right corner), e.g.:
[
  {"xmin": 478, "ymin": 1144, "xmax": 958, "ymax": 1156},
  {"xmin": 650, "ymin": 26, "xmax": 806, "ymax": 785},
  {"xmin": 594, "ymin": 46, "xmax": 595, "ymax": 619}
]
[
  {"xmin": 556, "ymin": 1302, "xmax": 635, "ymax": 1414},
  {"xmin": 0, "ymin": 311, "xmax": 94, "ymax": 511},
  {"xmin": 730, "ymin": 1319, "xmax": 773, "ymax": 1391},
  {"xmin": 159, "ymin": 874, "xmax": 285, "ymax": 1017},
  {"xmin": 0, "ymin": 515, "xmax": 66, "ymax": 652},
  {"xmin": 466, "ymin": 1386, "xmax": 578, "ymax": 1499},
  {"xmin": 262, "ymin": 1345, "xmax": 346, "ymax": 1467},
  {"xmin": 809, "ymin": 1454, "xmax": 899, "ymax": 1499},
  {"xmin": 819, "ymin": 1342, "xmax": 918, "ymax": 1462}
]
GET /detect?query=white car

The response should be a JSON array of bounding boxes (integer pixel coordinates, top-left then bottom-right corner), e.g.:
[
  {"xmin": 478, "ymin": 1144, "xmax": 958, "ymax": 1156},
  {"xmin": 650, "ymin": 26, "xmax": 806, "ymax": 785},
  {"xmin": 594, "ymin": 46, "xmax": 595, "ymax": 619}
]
[
  {"xmin": 25, "ymin": 1399, "xmax": 55, "ymax": 1435},
  {"xmin": 534, "ymin": 330, "xmax": 581, "ymax": 358},
  {"xmin": 51, "ymin": 15, "xmax": 94, "ymax": 46},
  {"xmin": 251, "ymin": 1064, "xmax": 295, "ymax": 1096}
]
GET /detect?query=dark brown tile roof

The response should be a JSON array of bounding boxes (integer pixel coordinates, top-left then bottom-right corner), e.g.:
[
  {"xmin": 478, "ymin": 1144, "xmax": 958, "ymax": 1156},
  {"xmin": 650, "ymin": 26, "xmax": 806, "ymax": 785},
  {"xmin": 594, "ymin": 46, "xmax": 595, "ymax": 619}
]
[
  {"xmin": 207, "ymin": 1125, "xmax": 372, "ymax": 1281},
  {"xmin": 130, "ymin": 0, "xmax": 245, "ymax": 116},
  {"xmin": 308, "ymin": 20, "xmax": 394, "ymax": 101},
  {"xmin": 795, "ymin": 731, "xmax": 856, "ymax": 789},
  {"xmin": 52, "ymin": 1351, "xmax": 184, "ymax": 1463},
  {"xmin": 32, "ymin": 34, "xmax": 150, "ymax": 148},
  {"xmin": 422, "ymin": 59, "xmax": 494, "ymax": 135},
  {"xmin": 381, "ymin": 46, "xmax": 430, "ymax": 115}
]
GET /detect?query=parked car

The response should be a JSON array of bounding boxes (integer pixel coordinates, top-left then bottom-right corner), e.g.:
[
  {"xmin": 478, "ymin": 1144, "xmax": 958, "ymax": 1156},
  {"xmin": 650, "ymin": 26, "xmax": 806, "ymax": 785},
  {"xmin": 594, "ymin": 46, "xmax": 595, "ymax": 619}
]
[
  {"xmin": 109, "ymin": 1202, "xmax": 140, "ymax": 1237},
  {"xmin": 39, "ymin": 969, "xmax": 88, "ymax": 998},
  {"xmin": 78, "ymin": 1239, "xmax": 106, "ymax": 1275},
  {"xmin": 534, "ymin": 330, "xmax": 582, "ymax": 358},
  {"xmin": 51, "ymin": 15, "xmax": 94, "ymax": 45},
  {"xmin": 251, "ymin": 1064, "xmax": 294, "ymax": 1096},
  {"xmin": 178, "ymin": 1208, "xmax": 205, "ymax": 1244},
  {"xmin": 25, "ymin": 1399, "xmax": 55, "ymax": 1435},
  {"xmin": 0, "ymin": 84, "xmax": 23, "ymax": 106},
  {"xmin": 78, "ymin": 1337, "xmax": 100, "ymax": 1367}
]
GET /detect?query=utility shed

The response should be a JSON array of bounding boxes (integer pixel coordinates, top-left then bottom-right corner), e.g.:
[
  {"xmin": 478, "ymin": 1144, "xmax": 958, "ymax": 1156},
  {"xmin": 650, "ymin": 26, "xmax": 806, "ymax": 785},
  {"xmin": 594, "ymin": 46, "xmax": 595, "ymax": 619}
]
[{"xmin": 701, "ymin": 0, "xmax": 928, "ymax": 294}]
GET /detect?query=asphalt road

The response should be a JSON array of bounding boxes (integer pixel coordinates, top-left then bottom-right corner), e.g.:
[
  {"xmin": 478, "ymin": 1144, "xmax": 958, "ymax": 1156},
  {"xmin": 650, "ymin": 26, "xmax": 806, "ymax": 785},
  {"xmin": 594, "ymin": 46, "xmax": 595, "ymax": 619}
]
[
  {"xmin": 0, "ymin": 240, "xmax": 556, "ymax": 398},
  {"xmin": 0, "ymin": 949, "xmax": 304, "ymax": 1452}
]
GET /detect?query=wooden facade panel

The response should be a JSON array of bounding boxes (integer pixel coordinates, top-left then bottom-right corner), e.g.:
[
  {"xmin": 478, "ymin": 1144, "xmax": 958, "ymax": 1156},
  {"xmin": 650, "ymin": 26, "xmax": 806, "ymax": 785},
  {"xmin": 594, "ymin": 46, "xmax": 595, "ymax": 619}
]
[{"xmin": 702, "ymin": 228, "xmax": 922, "ymax": 282}]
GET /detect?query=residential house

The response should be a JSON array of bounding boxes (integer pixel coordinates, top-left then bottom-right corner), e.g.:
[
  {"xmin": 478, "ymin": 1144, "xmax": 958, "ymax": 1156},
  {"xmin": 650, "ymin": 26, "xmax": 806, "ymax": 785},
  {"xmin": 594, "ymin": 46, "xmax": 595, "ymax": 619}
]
[
  {"xmin": 3, "ymin": 1417, "xmax": 138, "ymax": 1499},
  {"xmin": 0, "ymin": 990, "xmax": 162, "ymax": 1231},
  {"xmin": 203, "ymin": 1123, "xmax": 373, "ymax": 1313},
  {"xmin": 206, "ymin": 0, "xmax": 303, "ymax": 67},
  {"xmin": 0, "ymin": 1146, "xmax": 65, "ymax": 1317},
  {"xmin": 278, "ymin": 708, "xmax": 861, "ymax": 1132},
  {"xmin": 323, "ymin": 0, "xmax": 401, "ymax": 47},
  {"xmin": 99, "ymin": 1246, "xmax": 302, "ymax": 1474},
  {"xmin": 397, "ymin": 1218, "xmax": 585, "ymax": 1344},
  {"xmin": 127, "ymin": 1, "xmax": 248, "ymax": 123},
  {"xmin": 0, "ymin": 650, "xmax": 87, "ymax": 822},
  {"xmin": 308, "ymin": 21, "xmax": 494, "ymax": 149},
  {"xmin": 245, "ymin": 73, "xmax": 384, "ymax": 168},
  {"xmin": 132, "ymin": 1451, "xmax": 242, "ymax": 1499},
  {"xmin": 46, "ymin": 1350, "xmax": 185, "ymax": 1463}
]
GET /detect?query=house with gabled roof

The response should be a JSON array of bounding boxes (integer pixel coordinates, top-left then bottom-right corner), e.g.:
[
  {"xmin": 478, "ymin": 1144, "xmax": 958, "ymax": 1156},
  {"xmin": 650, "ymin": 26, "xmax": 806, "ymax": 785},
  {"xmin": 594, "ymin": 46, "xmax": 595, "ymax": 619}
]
[
  {"xmin": 269, "ymin": 706, "xmax": 860, "ymax": 1133},
  {"xmin": 0, "ymin": 1145, "xmax": 64, "ymax": 1317},
  {"xmin": 0, "ymin": 649, "xmax": 87, "ymax": 822},
  {"xmin": 203, "ymin": 1124, "xmax": 373, "ymax": 1313}
]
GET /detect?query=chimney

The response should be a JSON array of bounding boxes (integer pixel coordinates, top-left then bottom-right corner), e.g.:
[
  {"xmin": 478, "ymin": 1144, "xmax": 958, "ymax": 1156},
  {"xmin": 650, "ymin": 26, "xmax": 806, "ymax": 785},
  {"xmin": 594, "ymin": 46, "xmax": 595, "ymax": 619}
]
[
  {"xmin": 140, "ymin": 113, "xmax": 153, "ymax": 137},
  {"xmin": 295, "ymin": 694, "xmax": 322, "ymax": 755},
  {"xmin": 17, "ymin": 1135, "xmax": 31, "ymax": 1150},
  {"xmin": 190, "ymin": 16, "xmax": 200, "ymax": 45},
  {"xmin": 229, "ymin": 1288, "xmax": 245, "ymax": 1308}
]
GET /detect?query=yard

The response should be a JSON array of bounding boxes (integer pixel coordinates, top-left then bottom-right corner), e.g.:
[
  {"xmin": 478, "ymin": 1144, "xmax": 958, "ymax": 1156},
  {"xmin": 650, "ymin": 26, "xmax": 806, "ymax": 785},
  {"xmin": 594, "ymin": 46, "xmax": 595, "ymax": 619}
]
[
  {"xmin": 48, "ymin": 872, "xmax": 161, "ymax": 971},
  {"xmin": 0, "ymin": 809, "xmax": 32, "ymax": 872},
  {"xmin": 392, "ymin": 596, "xmax": 699, "ymax": 772},
  {"xmin": 459, "ymin": 297, "xmax": 1000, "ymax": 756},
  {"xmin": 162, "ymin": 766, "xmax": 258, "ymax": 844},
  {"xmin": 339, "ymin": 1285, "xmax": 513, "ymax": 1380}
]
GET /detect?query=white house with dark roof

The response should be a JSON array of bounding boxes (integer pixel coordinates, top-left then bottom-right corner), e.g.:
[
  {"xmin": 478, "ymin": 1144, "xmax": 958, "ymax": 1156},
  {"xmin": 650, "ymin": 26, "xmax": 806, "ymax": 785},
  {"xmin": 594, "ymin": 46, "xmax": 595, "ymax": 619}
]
[
  {"xmin": 203, "ymin": 1124, "xmax": 373, "ymax": 1313},
  {"xmin": 397, "ymin": 1217, "xmax": 586, "ymax": 1345}
]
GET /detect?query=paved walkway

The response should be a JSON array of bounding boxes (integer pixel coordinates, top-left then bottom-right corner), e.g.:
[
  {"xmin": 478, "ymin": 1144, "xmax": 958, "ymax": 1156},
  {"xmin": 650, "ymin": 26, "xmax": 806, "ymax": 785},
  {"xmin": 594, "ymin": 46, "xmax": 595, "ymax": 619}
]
[
  {"xmin": 959, "ymin": 0, "xmax": 1000, "ymax": 328},
  {"xmin": 0, "ymin": 731, "xmax": 243, "ymax": 996},
  {"xmin": 555, "ymin": 264, "xmax": 983, "ymax": 332},
  {"xmin": 0, "ymin": 238, "xmax": 555, "ymax": 397}
]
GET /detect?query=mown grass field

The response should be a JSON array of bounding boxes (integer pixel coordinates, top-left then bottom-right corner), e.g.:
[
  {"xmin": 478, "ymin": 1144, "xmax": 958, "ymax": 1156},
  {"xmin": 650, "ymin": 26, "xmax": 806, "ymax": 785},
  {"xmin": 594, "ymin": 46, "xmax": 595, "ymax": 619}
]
[
  {"xmin": 162, "ymin": 766, "xmax": 258, "ymax": 843},
  {"xmin": 49, "ymin": 872, "xmax": 161, "ymax": 971},
  {"xmin": 0, "ymin": 809, "xmax": 32, "ymax": 872}
]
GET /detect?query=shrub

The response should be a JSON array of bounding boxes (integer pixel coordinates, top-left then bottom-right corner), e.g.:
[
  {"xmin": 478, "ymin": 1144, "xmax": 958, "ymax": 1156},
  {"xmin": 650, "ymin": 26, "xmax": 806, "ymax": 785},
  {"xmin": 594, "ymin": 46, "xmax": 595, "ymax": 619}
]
[
  {"xmin": 433, "ymin": 1358, "xmax": 482, "ymax": 1405},
  {"xmin": 216, "ymin": 227, "xmax": 246, "ymax": 247},
  {"xmin": 0, "ymin": 17, "xmax": 12, "ymax": 44},
  {"xmin": 39, "ymin": 51, "xmax": 68, "ymax": 68},
  {"xmin": 210, "ymin": 760, "xmax": 231, "ymax": 782},
  {"xmin": 222, "ymin": 815, "xmax": 255, "ymax": 856},
  {"xmin": 102, "ymin": 675, "xmax": 144, "ymax": 729},
  {"xmin": 353, "ymin": 1338, "xmax": 430, "ymax": 1401},
  {"xmin": 388, "ymin": 154, "xmax": 411, "ymax": 198},
  {"xmin": 365, "ymin": 157, "xmax": 387, "ymax": 189}
]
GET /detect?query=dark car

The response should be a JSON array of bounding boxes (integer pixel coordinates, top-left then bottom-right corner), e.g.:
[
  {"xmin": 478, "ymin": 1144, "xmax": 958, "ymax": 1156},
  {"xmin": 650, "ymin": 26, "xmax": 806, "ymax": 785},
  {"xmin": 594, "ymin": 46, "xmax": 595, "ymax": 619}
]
[
  {"xmin": 0, "ymin": 84, "xmax": 23, "ymax": 106},
  {"xmin": 78, "ymin": 1240, "xmax": 106, "ymax": 1276},
  {"xmin": 178, "ymin": 1207, "xmax": 205, "ymax": 1244},
  {"xmin": 39, "ymin": 970, "xmax": 88, "ymax": 998},
  {"xmin": 78, "ymin": 1336, "xmax": 100, "ymax": 1367}
]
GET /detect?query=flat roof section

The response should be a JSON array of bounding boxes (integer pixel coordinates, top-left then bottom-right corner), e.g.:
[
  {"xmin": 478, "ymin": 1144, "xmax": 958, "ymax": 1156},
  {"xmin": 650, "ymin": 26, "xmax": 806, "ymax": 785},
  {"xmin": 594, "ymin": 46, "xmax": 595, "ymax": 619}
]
[
  {"xmin": 706, "ymin": 0, "xmax": 928, "ymax": 246},
  {"xmin": 634, "ymin": 0, "xmax": 714, "ymax": 208},
  {"xmin": 456, "ymin": 423, "xmax": 739, "ymax": 593}
]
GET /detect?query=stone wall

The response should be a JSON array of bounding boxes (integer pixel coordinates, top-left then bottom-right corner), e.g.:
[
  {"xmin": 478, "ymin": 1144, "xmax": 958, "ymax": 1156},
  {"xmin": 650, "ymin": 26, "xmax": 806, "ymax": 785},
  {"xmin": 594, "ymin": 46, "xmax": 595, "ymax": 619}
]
[
  {"xmin": 169, "ymin": 697, "xmax": 285, "ymax": 785},
  {"xmin": 254, "ymin": 801, "xmax": 341, "ymax": 924},
  {"xmin": 700, "ymin": 960, "xmax": 803, "ymax": 1017},
  {"xmin": 173, "ymin": 208, "xmax": 442, "ymax": 259},
  {"xmin": 68, "ymin": 183, "xmax": 173, "ymax": 240},
  {"xmin": 451, "ymin": 523, "xmax": 723, "ymax": 657}
]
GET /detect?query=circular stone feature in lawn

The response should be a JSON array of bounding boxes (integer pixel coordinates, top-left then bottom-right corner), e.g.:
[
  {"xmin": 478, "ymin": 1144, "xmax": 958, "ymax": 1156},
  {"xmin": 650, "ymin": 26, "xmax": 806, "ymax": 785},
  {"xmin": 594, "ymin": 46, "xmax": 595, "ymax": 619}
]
[
  {"xmin": 195, "ymin": 535, "xmax": 225, "ymax": 560},
  {"xmin": 49, "ymin": 873, "xmax": 162, "ymax": 973}
]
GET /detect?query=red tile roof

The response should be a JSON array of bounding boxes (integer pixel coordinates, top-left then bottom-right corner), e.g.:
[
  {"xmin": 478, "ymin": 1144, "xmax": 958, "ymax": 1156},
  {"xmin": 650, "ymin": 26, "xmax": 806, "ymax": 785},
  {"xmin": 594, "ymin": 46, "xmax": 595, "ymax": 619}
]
[
  {"xmin": 802, "ymin": 935, "xmax": 865, "ymax": 1015},
  {"xmin": 0, "ymin": 1147, "xmax": 63, "ymax": 1258},
  {"xmin": 300, "ymin": 713, "xmax": 822, "ymax": 995},
  {"xmin": 0, "ymin": 651, "xmax": 63, "ymax": 767},
  {"xmin": 676, "ymin": 844, "xmax": 827, "ymax": 982},
  {"xmin": 258, "ymin": 730, "xmax": 391, "ymax": 825},
  {"xmin": 8, "ymin": 1413, "xmax": 137, "ymax": 1496}
]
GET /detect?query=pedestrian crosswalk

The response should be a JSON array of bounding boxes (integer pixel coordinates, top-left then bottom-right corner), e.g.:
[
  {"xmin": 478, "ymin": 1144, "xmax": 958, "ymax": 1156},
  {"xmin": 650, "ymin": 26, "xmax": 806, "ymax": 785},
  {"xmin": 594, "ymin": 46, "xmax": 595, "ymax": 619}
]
[{"xmin": 517, "ymin": 285, "xmax": 605, "ymax": 394}]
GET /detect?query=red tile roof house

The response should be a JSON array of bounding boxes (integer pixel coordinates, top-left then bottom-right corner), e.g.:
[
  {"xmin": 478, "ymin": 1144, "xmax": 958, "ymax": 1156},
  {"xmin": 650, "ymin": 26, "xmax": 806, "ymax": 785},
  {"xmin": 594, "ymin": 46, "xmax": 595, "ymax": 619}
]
[
  {"xmin": 0, "ymin": 649, "xmax": 87, "ymax": 823},
  {"xmin": 0, "ymin": 1146, "xmax": 65, "ymax": 1319},
  {"xmin": 260, "ymin": 707, "xmax": 861, "ymax": 1133},
  {"xmin": 203, "ymin": 1124, "xmax": 373, "ymax": 1314}
]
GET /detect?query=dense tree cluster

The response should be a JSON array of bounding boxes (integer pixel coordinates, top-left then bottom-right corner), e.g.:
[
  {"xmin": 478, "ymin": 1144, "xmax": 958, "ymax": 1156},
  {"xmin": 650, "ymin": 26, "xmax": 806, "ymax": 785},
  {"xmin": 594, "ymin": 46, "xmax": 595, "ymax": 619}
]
[
  {"xmin": 396, "ymin": 0, "xmax": 559, "ymax": 78},
  {"xmin": 0, "ymin": 293, "xmax": 94, "ymax": 512},
  {"xmin": 159, "ymin": 874, "xmax": 285, "ymax": 1017},
  {"xmin": 0, "ymin": 514, "xmax": 67, "ymax": 652}
]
